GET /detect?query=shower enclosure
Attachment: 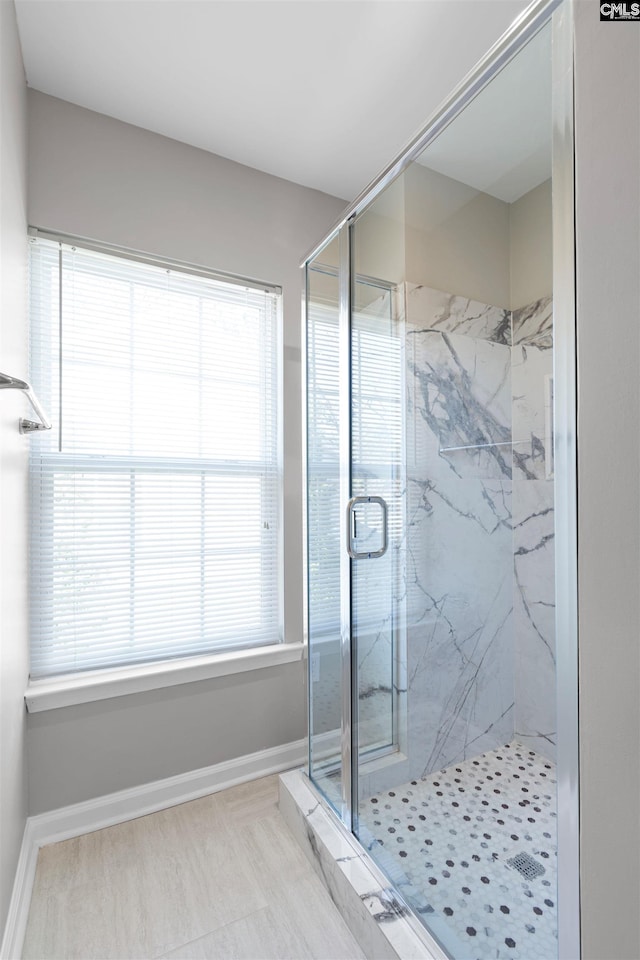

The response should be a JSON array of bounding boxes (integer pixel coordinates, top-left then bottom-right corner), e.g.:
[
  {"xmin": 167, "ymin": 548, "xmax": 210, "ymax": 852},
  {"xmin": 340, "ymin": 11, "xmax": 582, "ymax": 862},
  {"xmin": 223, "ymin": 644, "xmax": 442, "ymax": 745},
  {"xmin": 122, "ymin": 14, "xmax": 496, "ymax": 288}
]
[{"xmin": 302, "ymin": 1, "xmax": 578, "ymax": 958}]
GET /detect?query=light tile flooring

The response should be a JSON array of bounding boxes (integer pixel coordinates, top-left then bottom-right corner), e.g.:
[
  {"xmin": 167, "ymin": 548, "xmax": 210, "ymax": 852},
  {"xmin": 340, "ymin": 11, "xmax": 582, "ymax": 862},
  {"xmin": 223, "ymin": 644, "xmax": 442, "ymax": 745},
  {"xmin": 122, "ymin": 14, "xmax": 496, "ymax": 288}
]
[
  {"xmin": 22, "ymin": 775, "xmax": 366, "ymax": 960},
  {"xmin": 358, "ymin": 741, "xmax": 558, "ymax": 960}
]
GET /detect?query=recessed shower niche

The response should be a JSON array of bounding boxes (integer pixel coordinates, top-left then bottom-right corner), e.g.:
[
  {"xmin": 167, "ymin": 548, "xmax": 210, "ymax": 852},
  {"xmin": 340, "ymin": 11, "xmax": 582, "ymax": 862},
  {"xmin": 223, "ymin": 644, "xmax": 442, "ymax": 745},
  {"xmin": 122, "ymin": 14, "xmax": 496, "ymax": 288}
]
[{"xmin": 283, "ymin": 2, "xmax": 578, "ymax": 958}]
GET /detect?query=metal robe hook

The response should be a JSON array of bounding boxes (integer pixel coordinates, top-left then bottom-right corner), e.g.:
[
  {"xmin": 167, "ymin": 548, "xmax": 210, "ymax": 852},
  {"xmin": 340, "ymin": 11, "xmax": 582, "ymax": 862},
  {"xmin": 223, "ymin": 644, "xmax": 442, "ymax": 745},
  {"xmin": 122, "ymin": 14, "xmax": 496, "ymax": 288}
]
[{"xmin": 0, "ymin": 372, "xmax": 52, "ymax": 434}]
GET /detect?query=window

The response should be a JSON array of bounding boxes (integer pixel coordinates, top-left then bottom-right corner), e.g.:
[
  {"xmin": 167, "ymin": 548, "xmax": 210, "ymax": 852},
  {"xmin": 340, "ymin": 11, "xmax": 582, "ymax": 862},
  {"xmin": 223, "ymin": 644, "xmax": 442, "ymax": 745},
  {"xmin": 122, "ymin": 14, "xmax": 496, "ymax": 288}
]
[{"xmin": 29, "ymin": 237, "xmax": 281, "ymax": 679}]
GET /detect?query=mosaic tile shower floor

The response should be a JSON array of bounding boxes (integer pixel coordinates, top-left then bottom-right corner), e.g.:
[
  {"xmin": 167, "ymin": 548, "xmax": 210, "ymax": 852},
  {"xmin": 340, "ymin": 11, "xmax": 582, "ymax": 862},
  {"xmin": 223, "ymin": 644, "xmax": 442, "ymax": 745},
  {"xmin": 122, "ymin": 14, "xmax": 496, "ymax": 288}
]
[{"xmin": 359, "ymin": 741, "xmax": 557, "ymax": 960}]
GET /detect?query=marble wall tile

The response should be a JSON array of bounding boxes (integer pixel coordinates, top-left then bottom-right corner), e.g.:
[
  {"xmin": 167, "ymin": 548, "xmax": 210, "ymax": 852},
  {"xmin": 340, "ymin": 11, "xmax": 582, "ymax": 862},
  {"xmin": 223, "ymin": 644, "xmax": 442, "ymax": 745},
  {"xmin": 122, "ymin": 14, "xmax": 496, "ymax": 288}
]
[
  {"xmin": 403, "ymin": 284, "xmax": 556, "ymax": 776},
  {"xmin": 405, "ymin": 287, "xmax": 516, "ymax": 775},
  {"xmin": 405, "ymin": 569, "xmax": 514, "ymax": 778},
  {"xmin": 512, "ymin": 342, "xmax": 553, "ymax": 480},
  {"xmin": 511, "ymin": 298, "xmax": 553, "ymax": 481},
  {"xmin": 407, "ymin": 329, "xmax": 512, "ymax": 481},
  {"xmin": 511, "ymin": 296, "xmax": 556, "ymax": 759},
  {"xmin": 406, "ymin": 282, "xmax": 510, "ymax": 344},
  {"xmin": 353, "ymin": 542, "xmax": 399, "ymax": 704},
  {"xmin": 513, "ymin": 479, "xmax": 556, "ymax": 760},
  {"xmin": 511, "ymin": 297, "xmax": 553, "ymax": 347}
]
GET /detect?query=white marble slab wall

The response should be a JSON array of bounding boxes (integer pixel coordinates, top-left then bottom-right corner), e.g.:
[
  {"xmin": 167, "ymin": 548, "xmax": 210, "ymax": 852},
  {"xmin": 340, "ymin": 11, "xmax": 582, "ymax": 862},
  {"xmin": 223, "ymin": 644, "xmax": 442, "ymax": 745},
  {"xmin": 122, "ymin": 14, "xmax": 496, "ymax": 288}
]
[
  {"xmin": 511, "ymin": 298, "xmax": 556, "ymax": 760},
  {"xmin": 402, "ymin": 285, "xmax": 556, "ymax": 777},
  {"xmin": 404, "ymin": 284, "xmax": 515, "ymax": 779}
]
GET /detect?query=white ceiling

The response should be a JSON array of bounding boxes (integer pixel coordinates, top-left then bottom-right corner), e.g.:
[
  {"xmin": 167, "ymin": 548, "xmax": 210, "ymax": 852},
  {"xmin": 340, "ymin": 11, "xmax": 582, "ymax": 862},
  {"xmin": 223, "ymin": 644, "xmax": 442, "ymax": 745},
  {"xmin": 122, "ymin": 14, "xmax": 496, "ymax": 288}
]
[{"xmin": 14, "ymin": 0, "xmax": 533, "ymax": 203}]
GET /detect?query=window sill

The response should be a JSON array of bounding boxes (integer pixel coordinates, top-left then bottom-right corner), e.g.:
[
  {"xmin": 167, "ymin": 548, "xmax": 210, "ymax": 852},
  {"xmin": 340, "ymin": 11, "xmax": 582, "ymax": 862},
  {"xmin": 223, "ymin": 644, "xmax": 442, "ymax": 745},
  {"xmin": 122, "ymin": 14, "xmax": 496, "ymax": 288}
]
[{"xmin": 25, "ymin": 642, "xmax": 306, "ymax": 714}]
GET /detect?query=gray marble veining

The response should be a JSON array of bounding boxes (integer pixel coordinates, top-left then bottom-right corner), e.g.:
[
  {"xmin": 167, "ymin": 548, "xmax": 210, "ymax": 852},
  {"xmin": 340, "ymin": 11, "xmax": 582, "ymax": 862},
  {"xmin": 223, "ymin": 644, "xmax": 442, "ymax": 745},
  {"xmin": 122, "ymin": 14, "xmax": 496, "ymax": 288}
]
[
  {"xmin": 511, "ymin": 297, "xmax": 553, "ymax": 348},
  {"xmin": 513, "ymin": 479, "xmax": 556, "ymax": 759},
  {"xmin": 511, "ymin": 296, "xmax": 556, "ymax": 759},
  {"xmin": 404, "ymin": 472, "xmax": 515, "ymax": 776},
  {"xmin": 404, "ymin": 285, "xmax": 515, "ymax": 776},
  {"xmin": 512, "ymin": 344, "xmax": 553, "ymax": 482},
  {"xmin": 403, "ymin": 284, "xmax": 556, "ymax": 775},
  {"xmin": 408, "ymin": 329, "xmax": 512, "ymax": 480},
  {"xmin": 406, "ymin": 283, "xmax": 511, "ymax": 344}
]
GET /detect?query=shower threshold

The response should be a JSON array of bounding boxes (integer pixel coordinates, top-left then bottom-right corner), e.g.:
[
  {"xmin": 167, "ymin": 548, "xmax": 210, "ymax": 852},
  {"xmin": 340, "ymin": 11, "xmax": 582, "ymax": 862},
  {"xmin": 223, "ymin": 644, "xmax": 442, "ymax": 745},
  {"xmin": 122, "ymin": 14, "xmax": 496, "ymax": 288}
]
[
  {"xmin": 279, "ymin": 769, "xmax": 450, "ymax": 960},
  {"xmin": 279, "ymin": 742, "xmax": 557, "ymax": 960}
]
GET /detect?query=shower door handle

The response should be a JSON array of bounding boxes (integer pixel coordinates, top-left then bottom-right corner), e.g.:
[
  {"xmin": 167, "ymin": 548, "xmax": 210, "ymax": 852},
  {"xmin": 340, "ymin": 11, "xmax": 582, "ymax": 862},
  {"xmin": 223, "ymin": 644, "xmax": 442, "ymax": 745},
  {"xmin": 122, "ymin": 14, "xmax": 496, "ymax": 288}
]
[{"xmin": 347, "ymin": 495, "xmax": 388, "ymax": 559}]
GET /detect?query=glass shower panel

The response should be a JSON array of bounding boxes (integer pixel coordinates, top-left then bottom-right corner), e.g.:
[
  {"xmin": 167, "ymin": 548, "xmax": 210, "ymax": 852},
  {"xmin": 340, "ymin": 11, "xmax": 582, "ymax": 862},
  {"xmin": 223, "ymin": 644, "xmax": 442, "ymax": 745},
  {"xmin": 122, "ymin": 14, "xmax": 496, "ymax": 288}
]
[
  {"xmin": 351, "ymin": 22, "xmax": 558, "ymax": 960},
  {"xmin": 306, "ymin": 236, "xmax": 343, "ymax": 812},
  {"xmin": 351, "ymin": 277, "xmax": 402, "ymax": 760}
]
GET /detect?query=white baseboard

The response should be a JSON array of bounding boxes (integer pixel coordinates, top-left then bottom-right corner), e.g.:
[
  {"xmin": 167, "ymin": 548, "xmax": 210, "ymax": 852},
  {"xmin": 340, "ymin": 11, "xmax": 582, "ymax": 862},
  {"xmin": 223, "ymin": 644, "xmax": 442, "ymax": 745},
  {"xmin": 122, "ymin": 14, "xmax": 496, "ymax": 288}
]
[
  {"xmin": 28, "ymin": 737, "xmax": 307, "ymax": 847},
  {"xmin": 0, "ymin": 824, "xmax": 39, "ymax": 960},
  {"xmin": 0, "ymin": 737, "xmax": 306, "ymax": 960}
]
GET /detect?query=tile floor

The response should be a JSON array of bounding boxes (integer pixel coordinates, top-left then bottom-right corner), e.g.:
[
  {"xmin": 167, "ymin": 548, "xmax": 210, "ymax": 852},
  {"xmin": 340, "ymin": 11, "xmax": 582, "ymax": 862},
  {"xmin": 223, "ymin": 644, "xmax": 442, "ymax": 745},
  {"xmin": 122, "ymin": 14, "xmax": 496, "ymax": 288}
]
[
  {"xmin": 358, "ymin": 741, "xmax": 558, "ymax": 960},
  {"xmin": 22, "ymin": 775, "xmax": 366, "ymax": 960}
]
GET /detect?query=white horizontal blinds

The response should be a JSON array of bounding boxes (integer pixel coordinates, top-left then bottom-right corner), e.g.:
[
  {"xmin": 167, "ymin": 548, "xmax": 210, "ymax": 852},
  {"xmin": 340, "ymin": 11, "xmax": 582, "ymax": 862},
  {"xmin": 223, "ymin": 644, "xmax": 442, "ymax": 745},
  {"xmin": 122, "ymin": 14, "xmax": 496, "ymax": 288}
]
[
  {"xmin": 29, "ymin": 238, "xmax": 280, "ymax": 678},
  {"xmin": 307, "ymin": 291, "xmax": 341, "ymax": 639}
]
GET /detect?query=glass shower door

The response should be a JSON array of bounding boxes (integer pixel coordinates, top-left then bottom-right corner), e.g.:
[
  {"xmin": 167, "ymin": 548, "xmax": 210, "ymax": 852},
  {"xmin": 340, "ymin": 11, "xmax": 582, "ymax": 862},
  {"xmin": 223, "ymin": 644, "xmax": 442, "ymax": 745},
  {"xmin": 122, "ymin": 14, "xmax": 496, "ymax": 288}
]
[
  {"xmin": 348, "ymin": 20, "xmax": 559, "ymax": 958},
  {"xmin": 350, "ymin": 277, "xmax": 402, "ymax": 764},
  {"xmin": 306, "ymin": 233, "xmax": 400, "ymax": 818},
  {"xmin": 306, "ymin": 236, "xmax": 344, "ymax": 813},
  {"xmin": 303, "ymin": 7, "xmax": 574, "ymax": 957}
]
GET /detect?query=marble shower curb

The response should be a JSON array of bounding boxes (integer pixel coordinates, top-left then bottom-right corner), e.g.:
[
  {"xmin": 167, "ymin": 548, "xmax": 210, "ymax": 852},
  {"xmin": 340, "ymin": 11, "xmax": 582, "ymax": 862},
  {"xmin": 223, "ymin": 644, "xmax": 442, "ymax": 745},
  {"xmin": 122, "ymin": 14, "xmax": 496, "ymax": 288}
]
[{"xmin": 278, "ymin": 769, "xmax": 451, "ymax": 960}]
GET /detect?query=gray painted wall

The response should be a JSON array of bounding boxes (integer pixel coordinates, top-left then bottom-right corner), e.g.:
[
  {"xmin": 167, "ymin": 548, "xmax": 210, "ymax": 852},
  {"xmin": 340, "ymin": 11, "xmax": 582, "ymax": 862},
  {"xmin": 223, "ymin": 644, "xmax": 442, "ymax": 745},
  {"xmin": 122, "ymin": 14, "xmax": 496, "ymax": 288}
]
[
  {"xmin": 27, "ymin": 663, "xmax": 305, "ymax": 813},
  {"xmin": 574, "ymin": 6, "xmax": 640, "ymax": 959},
  {"xmin": 509, "ymin": 179, "xmax": 552, "ymax": 307},
  {"xmin": 353, "ymin": 166, "xmax": 551, "ymax": 310},
  {"xmin": 26, "ymin": 90, "xmax": 346, "ymax": 814},
  {"xmin": 404, "ymin": 162, "xmax": 512, "ymax": 306},
  {"xmin": 0, "ymin": 0, "xmax": 29, "ymax": 934}
]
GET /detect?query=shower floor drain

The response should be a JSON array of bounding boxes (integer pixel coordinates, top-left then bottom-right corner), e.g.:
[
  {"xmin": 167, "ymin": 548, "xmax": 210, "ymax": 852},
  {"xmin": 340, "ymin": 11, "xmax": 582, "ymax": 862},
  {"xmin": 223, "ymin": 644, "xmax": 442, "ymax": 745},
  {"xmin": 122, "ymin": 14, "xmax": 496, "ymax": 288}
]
[{"xmin": 507, "ymin": 851, "xmax": 546, "ymax": 880}]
